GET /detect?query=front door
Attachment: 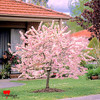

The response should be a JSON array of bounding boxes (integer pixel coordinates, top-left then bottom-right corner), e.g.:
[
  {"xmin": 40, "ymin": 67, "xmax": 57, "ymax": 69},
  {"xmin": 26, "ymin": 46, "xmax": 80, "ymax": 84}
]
[{"xmin": 0, "ymin": 29, "xmax": 10, "ymax": 58}]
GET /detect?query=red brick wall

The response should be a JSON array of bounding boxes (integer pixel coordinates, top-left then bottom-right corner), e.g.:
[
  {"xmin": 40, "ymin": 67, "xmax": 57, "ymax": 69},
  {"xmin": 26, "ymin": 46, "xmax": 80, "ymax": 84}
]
[{"xmin": 27, "ymin": 22, "xmax": 40, "ymax": 30}]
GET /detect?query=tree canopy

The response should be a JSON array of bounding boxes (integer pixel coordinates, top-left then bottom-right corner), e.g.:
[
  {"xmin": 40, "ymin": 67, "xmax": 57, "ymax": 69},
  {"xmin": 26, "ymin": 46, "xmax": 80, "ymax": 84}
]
[
  {"xmin": 66, "ymin": 0, "xmax": 91, "ymax": 33},
  {"xmin": 10, "ymin": 22, "xmax": 94, "ymax": 81},
  {"xmin": 26, "ymin": 0, "xmax": 48, "ymax": 7},
  {"xmin": 74, "ymin": 0, "xmax": 100, "ymax": 40}
]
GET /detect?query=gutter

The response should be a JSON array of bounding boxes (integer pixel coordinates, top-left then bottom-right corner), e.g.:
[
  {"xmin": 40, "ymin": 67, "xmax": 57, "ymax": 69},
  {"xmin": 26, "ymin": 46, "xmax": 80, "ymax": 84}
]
[{"xmin": 0, "ymin": 13, "xmax": 71, "ymax": 22}]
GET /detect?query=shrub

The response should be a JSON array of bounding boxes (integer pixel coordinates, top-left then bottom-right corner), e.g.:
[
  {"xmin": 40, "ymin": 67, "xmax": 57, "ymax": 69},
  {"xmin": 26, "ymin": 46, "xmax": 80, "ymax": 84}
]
[
  {"xmin": 93, "ymin": 69, "xmax": 98, "ymax": 76},
  {"xmin": 86, "ymin": 67, "xmax": 100, "ymax": 79},
  {"xmin": 86, "ymin": 69, "xmax": 94, "ymax": 79},
  {"xmin": 84, "ymin": 64, "xmax": 95, "ymax": 70},
  {"xmin": 95, "ymin": 67, "xmax": 100, "ymax": 75}
]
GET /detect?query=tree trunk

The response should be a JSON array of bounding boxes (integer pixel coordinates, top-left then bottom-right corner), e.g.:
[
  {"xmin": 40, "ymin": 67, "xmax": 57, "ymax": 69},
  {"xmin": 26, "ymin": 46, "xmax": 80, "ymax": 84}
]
[{"xmin": 46, "ymin": 70, "xmax": 50, "ymax": 89}]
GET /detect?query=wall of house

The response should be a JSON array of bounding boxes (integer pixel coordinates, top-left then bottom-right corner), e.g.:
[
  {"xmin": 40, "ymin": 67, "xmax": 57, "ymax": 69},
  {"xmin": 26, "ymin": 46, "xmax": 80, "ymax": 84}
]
[
  {"xmin": 0, "ymin": 21, "xmax": 26, "ymax": 29},
  {"xmin": 27, "ymin": 22, "xmax": 40, "ymax": 30},
  {"xmin": 0, "ymin": 21, "xmax": 40, "ymax": 30},
  {"xmin": 0, "ymin": 21, "xmax": 40, "ymax": 71}
]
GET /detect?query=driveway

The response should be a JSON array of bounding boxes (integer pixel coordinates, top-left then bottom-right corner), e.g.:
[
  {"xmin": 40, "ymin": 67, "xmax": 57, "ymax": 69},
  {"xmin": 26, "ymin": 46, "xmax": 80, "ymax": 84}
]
[
  {"xmin": 0, "ymin": 78, "xmax": 25, "ymax": 88},
  {"xmin": 60, "ymin": 94, "xmax": 100, "ymax": 100}
]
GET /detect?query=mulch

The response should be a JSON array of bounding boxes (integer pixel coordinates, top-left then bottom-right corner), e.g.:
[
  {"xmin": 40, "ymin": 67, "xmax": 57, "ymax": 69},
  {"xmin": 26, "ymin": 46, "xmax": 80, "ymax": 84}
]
[{"xmin": 33, "ymin": 88, "xmax": 65, "ymax": 93}]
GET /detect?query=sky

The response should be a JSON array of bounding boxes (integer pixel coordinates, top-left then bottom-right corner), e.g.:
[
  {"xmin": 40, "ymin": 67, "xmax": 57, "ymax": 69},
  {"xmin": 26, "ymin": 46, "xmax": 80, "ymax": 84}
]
[
  {"xmin": 24, "ymin": 0, "xmax": 79, "ymax": 15},
  {"xmin": 47, "ymin": 0, "xmax": 79, "ymax": 15}
]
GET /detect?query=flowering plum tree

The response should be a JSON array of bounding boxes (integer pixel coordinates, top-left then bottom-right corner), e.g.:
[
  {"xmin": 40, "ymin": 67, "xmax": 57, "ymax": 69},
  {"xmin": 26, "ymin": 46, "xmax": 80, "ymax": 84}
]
[{"xmin": 11, "ymin": 22, "xmax": 94, "ymax": 89}]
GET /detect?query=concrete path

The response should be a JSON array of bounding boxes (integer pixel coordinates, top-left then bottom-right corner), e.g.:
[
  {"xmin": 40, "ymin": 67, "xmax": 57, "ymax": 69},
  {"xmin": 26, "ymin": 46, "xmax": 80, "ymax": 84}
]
[
  {"xmin": 60, "ymin": 94, "xmax": 100, "ymax": 100},
  {"xmin": 0, "ymin": 78, "xmax": 25, "ymax": 88}
]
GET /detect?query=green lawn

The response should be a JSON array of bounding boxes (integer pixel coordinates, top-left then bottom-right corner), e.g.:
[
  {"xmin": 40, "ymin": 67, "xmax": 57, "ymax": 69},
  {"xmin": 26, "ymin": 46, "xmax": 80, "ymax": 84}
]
[{"xmin": 0, "ymin": 76, "xmax": 100, "ymax": 100}]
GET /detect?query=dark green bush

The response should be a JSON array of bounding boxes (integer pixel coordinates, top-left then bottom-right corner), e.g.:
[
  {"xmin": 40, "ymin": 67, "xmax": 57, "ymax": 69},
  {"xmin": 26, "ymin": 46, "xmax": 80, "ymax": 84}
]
[
  {"xmin": 84, "ymin": 64, "xmax": 95, "ymax": 70},
  {"xmin": 93, "ymin": 69, "xmax": 98, "ymax": 76},
  {"xmin": 95, "ymin": 67, "xmax": 100, "ymax": 75},
  {"xmin": 86, "ymin": 69, "xmax": 94, "ymax": 79},
  {"xmin": 86, "ymin": 67, "xmax": 100, "ymax": 79}
]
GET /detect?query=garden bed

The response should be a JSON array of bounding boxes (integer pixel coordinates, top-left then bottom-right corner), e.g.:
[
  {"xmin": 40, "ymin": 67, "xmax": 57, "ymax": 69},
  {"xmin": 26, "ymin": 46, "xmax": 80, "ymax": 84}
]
[
  {"xmin": 33, "ymin": 88, "xmax": 65, "ymax": 93},
  {"xmin": 10, "ymin": 73, "xmax": 21, "ymax": 78}
]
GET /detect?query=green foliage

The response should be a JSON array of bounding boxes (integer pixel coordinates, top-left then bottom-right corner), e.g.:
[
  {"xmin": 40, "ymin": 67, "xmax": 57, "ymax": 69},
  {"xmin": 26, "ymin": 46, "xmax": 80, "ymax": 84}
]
[
  {"xmin": 66, "ymin": 20, "xmax": 92, "ymax": 34},
  {"xmin": 66, "ymin": 0, "xmax": 92, "ymax": 33},
  {"xmin": 88, "ymin": 37, "xmax": 100, "ymax": 62},
  {"xmin": 64, "ymin": 0, "xmax": 91, "ymax": 33},
  {"xmin": 72, "ymin": 0, "xmax": 100, "ymax": 39},
  {"xmin": 70, "ymin": 0, "xmax": 93, "ymax": 32},
  {"xmin": 88, "ymin": 37, "xmax": 100, "ymax": 48},
  {"xmin": 95, "ymin": 67, "xmax": 100, "ymax": 75},
  {"xmin": 0, "ymin": 63, "xmax": 11, "ymax": 79},
  {"xmin": 84, "ymin": 64, "xmax": 95, "ymax": 70},
  {"xmin": 80, "ymin": 60, "xmax": 86, "ymax": 67},
  {"xmin": 66, "ymin": 20, "xmax": 84, "ymax": 33},
  {"xmin": 28, "ymin": 0, "xmax": 48, "ymax": 7},
  {"xmin": 71, "ymin": 0, "xmax": 91, "ymax": 17},
  {"xmin": 93, "ymin": 69, "xmax": 98, "ymax": 76},
  {"xmin": 86, "ymin": 67, "xmax": 100, "ymax": 79},
  {"xmin": 86, "ymin": 69, "xmax": 93, "ymax": 79}
]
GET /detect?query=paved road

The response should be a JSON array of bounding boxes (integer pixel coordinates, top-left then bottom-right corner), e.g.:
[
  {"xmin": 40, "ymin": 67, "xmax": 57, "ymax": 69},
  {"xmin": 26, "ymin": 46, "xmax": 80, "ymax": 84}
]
[
  {"xmin": 60, "ymin": 94, "xmax": 100, "ymax": 100},
  {"xmin": 0, "ymin": 78, "xmax": 25, "ymax": 88}
]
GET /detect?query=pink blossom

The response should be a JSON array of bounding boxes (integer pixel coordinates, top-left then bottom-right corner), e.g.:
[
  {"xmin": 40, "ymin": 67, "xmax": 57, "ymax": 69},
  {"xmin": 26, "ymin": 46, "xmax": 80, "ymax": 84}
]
[
  {"xmin": 12, "ymin": 21, "xmax": 94, "ymax": 79},
  {"xmin": 8, "ymin": 48, "xmax": 13, "ymax": 54}
]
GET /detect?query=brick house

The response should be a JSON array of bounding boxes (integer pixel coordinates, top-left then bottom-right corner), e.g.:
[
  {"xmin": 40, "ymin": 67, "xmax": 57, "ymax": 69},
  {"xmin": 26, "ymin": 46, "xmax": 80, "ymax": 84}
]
[
  {"xmin": 71, "ymin": 30, "xmax": 92, "ymax": 37},
  {"xmin": 0, "ymin": 0, "xmax": 71, "ymax": 60},
  {"xmin": 71, "ymin": 29, "xmax": 96, "ymax": 41}
]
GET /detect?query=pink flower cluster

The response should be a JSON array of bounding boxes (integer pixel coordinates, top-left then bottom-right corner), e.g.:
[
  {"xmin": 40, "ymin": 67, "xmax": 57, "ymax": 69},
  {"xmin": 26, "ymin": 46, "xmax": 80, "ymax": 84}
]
[{"xmin": 11, "ymin": 22, "xmax": 94, "ymax": 79}]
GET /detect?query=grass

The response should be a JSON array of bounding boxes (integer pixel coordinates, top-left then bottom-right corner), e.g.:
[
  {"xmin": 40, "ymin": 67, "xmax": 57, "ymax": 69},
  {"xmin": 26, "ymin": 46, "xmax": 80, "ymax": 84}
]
[{"xmin": 0, "ymin": 76, "xmax": 100, "ymax": 100}]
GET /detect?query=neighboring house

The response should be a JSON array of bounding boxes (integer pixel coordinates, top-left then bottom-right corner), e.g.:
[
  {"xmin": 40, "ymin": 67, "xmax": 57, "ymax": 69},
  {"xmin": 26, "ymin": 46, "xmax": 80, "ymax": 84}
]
[
  {"xmin": 0, "ymin": 0, "xmax": 71, "ymax": 60},
  {"xmin": 71, "ymin": 30, "xmax": 94, "ymax": 40}
]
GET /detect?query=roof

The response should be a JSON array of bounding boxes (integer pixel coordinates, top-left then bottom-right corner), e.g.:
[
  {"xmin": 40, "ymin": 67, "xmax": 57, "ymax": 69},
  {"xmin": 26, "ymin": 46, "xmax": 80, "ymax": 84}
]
[
  {"xmin": 0, "ymin": 0, "xmax": 71, "ymax": 22},
  {"xmin": 71, "ymin": 30, "xmax": 92, "ymax": 37}
]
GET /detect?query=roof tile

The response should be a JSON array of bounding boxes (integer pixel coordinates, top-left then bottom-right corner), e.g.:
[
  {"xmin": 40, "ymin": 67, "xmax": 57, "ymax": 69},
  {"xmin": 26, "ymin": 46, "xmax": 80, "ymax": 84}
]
[
  {"xmin": 0, "ymin": 0, "xmax": 71, "ymax": 19},
  {"xmin": 71, "ymin": 30, "xmax": 92, "ymax": 37}
]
